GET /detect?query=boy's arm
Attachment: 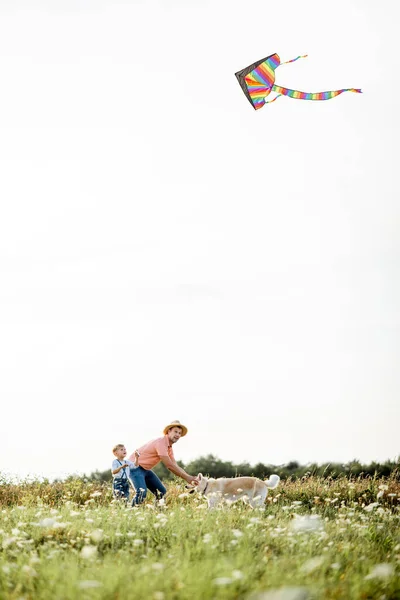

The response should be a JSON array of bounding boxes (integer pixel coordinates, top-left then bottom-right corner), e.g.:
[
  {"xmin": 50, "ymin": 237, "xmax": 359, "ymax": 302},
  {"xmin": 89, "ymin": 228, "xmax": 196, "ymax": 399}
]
[{"xmin": 112, "ymin": 463, "xmax": 128, "ymax": 475}]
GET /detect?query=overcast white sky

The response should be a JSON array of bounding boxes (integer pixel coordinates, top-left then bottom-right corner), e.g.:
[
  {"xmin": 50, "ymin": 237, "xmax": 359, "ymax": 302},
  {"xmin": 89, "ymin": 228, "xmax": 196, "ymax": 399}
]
[{"xmin": 1, "ymin": 0, "xmax": 399, "ymax": 481}]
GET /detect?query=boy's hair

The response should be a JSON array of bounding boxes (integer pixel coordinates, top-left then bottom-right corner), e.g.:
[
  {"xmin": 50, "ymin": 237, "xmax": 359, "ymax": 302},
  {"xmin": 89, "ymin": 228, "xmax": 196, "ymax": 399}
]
[{"xmin": 112, "ymin": 444, "xmax": 125, "ymax": 454}]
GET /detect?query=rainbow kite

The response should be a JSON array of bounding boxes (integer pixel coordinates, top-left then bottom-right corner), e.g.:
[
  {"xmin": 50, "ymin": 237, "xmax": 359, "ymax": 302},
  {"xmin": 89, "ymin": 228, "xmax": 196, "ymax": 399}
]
[{"xmin": 235, "ymin": 53, "xmax": 362, "ymax": 109}]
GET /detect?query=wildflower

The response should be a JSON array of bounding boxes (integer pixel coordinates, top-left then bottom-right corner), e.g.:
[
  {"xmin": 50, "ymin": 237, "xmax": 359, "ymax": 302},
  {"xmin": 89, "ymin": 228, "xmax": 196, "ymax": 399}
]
[
  {"xmin": 365, "ymin": 563, "xmax": 394, "ymax": 580},
  {"xmin": 213, "ymin": 577, "xmax": 233, "ymax": 585},
  {"xmin": 38, "ymin": 518, "xmax": 57, "ymax": 528},
  {"xmin": 291, "ymin": 515, "xmax": 322, "ymax": 533},
  {"xmin": 232, "ymin": 570, "xmax": 244, "ymax": 580},
  {"xmin": 203, "ymin": 533, "xmax": 212, "ymax": 543},
  {"xmin": 231, "ymin": 529, "xmax": 243, "ymax": 538},
  {"xmin": 90, "ymin": 491, "xmax": 102, "ymax": 498},
  {"xmin": 151, "ymin": 563, "xmax": 165, "ymax": 571},
  {"xmin": 247, "ymin": 587, "xmax": 310, "ymax": 600},
  {"xmin": 80, "ymin": 545, "xmax": 97, "ymax": 559},
  {"xmin": 21, "ymin": 565, "xmax": 37, "ymax": 577},
  {"xmin": 78, "ymin": 580, "xmax": 102, "ymax": 589},
  {"xmin": 301, "ymin": 557, "xmax": 324, "ymax": 573},
  {"xmin": 153, "ymin": 593, "xmax": 165, "ymax": 600},
  {"xmin": 90, "ymin": 529, "xmax": 103, "ymax": 543},
  {"xmin": 364, "ymin": 502, "xmax": 380, "ymax": 512},
  {"xmin": 133, "ymin": 539, "xmax": 144, "ymax": 546}
]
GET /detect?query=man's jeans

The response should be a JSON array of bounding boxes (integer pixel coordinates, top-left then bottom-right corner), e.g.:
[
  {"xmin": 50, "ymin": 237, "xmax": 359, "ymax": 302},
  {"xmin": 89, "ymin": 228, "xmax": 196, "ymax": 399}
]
[{"xmin": 129, "ymin": 466, "xmax": 167, "ymax": 505}]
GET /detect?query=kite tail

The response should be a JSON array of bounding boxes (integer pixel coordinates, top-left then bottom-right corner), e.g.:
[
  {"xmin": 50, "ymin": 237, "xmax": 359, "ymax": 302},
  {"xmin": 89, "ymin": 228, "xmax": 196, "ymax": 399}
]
[
  {"xmin": 271, "ymin": 85, "xmax": 362, "ymax": 100},
  {"xmin": 280, "ymin": 54, "xmax": 308, "ymax": 65}
]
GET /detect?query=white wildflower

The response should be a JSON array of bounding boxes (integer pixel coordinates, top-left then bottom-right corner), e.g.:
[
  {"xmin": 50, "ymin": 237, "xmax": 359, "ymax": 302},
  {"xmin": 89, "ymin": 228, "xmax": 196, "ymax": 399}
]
[
  {"xmin": 247, "ymin": 587, "xmax": 310, "ymax": 600},
  {"xmin": 301, "ymin": 557, "xmax": 324, "ymax": 573},
  {"xmin": 90, "ymin": 529, "xmax": 103, "ymax": 543},
  {"xmin": 153, "ymin": 593, "xmax": 165, "ymax": 600},
  {"xmin": 80, "ymin": 545, "xmax": 97, "ymax": 559},
  {"xmin": 38, "ymin": 518, "xmax": 57, "ymax": 528},
  {"xmin": 78, "ymin": 580, "xmax": 103, "ymax": 589},
  {"xmin": 291, "ymin": 515, "xmax": 323, "ymax": 533},
  {"xmin": 21, "ymin": 565, "xmax": 37, "ymax": 577},
  {"xmin": 90, "ymin": 491, "xmax": 102, "ymax": 498},
  {"xmin": 133, "ymin": 539, "xmax": 144, "ymax": 546},
  {"xmin": 151, "ymin": 563, "xmax": 165, "ymax": 571},
  {"xmin": 213, "ymin": 577, "xmax": 233, "ymax": 585},
  {"xmin": 232, "ymin": 570, "xmax": 244, "ymax": 580},
  {"xmin": 364, "ymin": 502, "xmax": 380, "ymax": 512},
  {"xmin": 231, "ymin": 529, "xmax": 243, "ymax": 538},
  {"xmin": 365, "ymin": 563, "xmax": 394, "ymax": 580}
]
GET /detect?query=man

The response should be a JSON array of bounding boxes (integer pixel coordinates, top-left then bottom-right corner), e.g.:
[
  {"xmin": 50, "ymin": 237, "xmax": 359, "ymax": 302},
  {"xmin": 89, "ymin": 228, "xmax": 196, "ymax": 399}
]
[{"xmin": 128, "ymin": 420, "xmax": 198, "ymax": 505}]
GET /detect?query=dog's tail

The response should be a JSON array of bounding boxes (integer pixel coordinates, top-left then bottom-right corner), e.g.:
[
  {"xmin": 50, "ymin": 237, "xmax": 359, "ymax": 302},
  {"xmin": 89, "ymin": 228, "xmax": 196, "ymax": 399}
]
[{"xmin": 265, "ymin": 474, "xmax": 280, "ymax": 489}]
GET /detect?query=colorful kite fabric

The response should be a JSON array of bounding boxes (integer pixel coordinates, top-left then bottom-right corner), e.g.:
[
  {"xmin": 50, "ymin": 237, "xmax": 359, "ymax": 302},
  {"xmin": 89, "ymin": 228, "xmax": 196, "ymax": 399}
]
[{"xmin": 235, "ymin": 53, "xmax": 362, "ymax": 110}]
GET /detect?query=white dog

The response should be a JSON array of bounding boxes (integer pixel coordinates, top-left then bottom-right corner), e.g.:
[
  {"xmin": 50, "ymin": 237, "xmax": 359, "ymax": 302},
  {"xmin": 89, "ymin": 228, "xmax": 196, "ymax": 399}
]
[{"xmin": 193, "ymin": 473, "xmax": 280, "ymax": 509}]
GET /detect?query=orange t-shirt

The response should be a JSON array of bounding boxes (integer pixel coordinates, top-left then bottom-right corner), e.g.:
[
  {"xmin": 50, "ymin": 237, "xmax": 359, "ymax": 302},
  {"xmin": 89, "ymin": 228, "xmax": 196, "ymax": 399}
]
[{"xmin": 129, "ymin": 435, "xmax": 175, "ymax": 470}]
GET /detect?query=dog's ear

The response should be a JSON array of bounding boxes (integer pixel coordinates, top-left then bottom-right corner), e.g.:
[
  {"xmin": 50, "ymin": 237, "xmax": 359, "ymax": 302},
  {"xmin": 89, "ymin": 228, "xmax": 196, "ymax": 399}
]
[{"xmin": 198, "ymin": 473, "xmax": 202, "ymax": 480}]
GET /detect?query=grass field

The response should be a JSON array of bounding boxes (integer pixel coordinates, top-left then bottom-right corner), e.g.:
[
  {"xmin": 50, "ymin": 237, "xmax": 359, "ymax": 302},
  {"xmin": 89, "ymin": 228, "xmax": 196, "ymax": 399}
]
[{"xmin": 0, "ymin": 474, "xmax": 399, "ymax": 599}]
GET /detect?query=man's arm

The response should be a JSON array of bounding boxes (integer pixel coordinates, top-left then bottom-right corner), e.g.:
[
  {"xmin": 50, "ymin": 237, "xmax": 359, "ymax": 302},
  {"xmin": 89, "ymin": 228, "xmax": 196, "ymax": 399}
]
[{"xmin": 160, "ymin": 456, "xmax": 198, "ymax": 485}]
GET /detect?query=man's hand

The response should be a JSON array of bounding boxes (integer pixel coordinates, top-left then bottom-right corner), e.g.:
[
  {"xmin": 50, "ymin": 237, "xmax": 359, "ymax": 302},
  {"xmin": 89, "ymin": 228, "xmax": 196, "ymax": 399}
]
[{"xmin": 186, "ymin": 475, "xmax": 199, "ymax": 486}]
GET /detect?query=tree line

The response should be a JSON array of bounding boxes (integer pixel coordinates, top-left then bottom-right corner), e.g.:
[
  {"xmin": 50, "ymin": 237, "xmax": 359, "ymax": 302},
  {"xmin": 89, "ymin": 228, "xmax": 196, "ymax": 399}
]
[{"xmin": 83, "ymin": 454, "xmax": 399, "ymax": 483}]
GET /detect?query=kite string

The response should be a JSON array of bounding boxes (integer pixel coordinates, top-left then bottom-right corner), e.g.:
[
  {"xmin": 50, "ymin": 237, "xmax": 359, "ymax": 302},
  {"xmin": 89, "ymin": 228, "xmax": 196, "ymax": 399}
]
[
  {"xmin": 281, "ymin": 54, "xmax": 308, "ymax": 65},
  {"xmin": 264, "ymin": 94, "xmax": 282, "ymax": 104}
]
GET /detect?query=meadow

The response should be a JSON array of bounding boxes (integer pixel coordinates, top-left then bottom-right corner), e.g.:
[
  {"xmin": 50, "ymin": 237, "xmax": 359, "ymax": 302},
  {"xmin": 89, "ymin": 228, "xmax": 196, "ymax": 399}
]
[{"xmin": 0, "ymin": 474, "xmax": 399, "ymax": 599}]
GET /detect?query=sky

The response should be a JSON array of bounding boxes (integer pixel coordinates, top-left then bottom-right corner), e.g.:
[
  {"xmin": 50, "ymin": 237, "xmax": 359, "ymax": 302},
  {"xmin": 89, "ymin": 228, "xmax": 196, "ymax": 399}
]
[{"xmin": 1, "ymin": 0, "xmax": 399, "ymax": 481}]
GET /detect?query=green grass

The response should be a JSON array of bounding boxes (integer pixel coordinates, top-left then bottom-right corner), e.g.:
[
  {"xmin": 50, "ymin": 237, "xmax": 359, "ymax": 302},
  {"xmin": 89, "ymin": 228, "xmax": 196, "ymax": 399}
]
[{"xmin": 0, "ymin": 476, "xmax": 399, "ymax": 599}]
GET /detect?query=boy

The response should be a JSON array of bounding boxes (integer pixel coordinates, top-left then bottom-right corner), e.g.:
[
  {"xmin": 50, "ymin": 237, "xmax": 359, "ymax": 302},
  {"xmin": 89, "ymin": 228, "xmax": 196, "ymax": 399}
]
[{"xmin": 111, "ymin": 444, "xmax": 139, "ymax": 502}]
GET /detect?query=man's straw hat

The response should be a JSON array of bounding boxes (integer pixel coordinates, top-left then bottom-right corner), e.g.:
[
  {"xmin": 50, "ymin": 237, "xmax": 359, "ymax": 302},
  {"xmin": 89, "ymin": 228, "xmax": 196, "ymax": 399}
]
[{"xmin": 163, "ymin": 420, "xmax": 188, "ymax": 437}]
